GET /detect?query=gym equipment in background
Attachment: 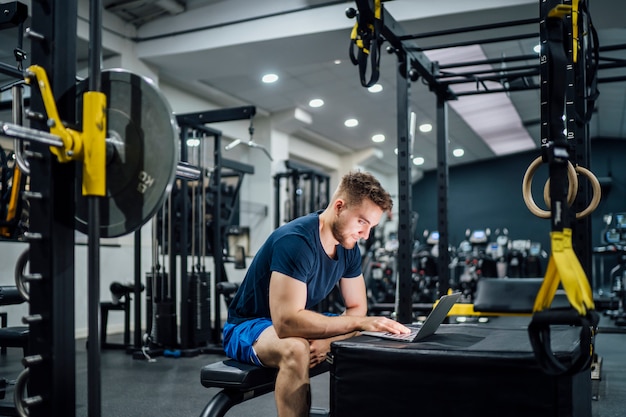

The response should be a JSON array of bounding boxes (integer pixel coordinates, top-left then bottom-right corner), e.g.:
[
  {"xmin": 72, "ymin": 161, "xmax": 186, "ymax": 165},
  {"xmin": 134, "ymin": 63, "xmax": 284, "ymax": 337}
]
[
  {"xmin": 273, "ymin": 159, "xmax": 330, "ymax": 228},
  {"xmin": 453, "ymin": 228, "xmax": 498, "ymax": 302},
  {"xmin": 593, "ymin": 213, "xmax": 626, "ymax": 325},
  {"xmin": 133, "ymin": 107, "xmax": 257, "ymax": 360}
]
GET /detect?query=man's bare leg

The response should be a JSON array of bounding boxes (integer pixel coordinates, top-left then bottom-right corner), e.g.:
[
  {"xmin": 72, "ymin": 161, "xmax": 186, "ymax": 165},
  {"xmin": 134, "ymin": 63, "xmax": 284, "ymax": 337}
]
[{"xmin": 254, "ymin": 326, "xmax": 311, "ymax": 417}]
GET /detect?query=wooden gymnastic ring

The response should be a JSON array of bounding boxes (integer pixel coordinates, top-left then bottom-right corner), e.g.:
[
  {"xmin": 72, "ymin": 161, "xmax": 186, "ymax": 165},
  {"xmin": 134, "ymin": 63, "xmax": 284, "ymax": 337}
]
[
  {"xmin": 573, "ymin": 165, "xmax": 602, "ymax": 219},
  {"xmin": 522, "ymin": 156, "xmax": 578, "ymax": 219},
  {"xmin": 544, "ymin": 165, "xmax": 601, "ymax": 218}
]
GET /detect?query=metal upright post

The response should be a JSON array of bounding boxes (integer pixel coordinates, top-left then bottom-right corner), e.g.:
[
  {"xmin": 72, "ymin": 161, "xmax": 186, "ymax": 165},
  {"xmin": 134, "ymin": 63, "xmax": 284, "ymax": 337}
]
[
  {"xmin": 212, "ymin": 132, "xmax": 224, "ymax": 344},
  {"xmin": 87, "ymin": 1, "xmax": 103, "ymax": 415},
  {"xmin": 27, "ymin": 1, "xmax": 77, "ymax": 416},
  {"xmin": 565, "ymin": 0, "xmax": 593, "ymax": 277},
  {"xmin": 395, "ymin": 54, "xmax": 413, "ymax": 324},
  {"xmin": 435, "ymin": 94, "xmax": 450, "ymax": 297},
  {"xmin": 134, "ymin": 230, "xmax": 142, "ymax": 348},
  {"xmin": 180, "ymin": 127, "xmax": 190, "ymax": 349}
]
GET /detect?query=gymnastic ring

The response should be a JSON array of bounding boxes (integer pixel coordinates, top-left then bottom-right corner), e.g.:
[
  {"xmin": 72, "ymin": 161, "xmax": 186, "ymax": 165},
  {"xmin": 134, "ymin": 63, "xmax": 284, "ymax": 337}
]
[
  {"xmin": 573, "ymin": 165, "xmax": 602, "ymax": 219},
  {"xmin": 543, "ymin": 165, "xmax": 602, "ymax": 219},
  {"xmin": 543, "ymin": 176, "xmax": 578, "ymax": 211},
  {"xmin": 522, "ymin": 156, "xmax": 578, "ymax": 219}
]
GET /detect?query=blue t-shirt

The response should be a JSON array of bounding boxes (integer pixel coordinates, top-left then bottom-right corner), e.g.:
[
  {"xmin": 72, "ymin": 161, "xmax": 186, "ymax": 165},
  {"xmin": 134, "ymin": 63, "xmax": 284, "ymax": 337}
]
[{"xmin": 227, "ymin": 211, "xmax": 362, "ymax": 325}]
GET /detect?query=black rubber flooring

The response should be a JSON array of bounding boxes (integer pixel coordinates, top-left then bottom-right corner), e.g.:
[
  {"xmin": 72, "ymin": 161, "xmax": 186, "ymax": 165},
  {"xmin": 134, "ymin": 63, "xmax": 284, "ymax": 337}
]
[{"xmin": 0, "ymin": 315, "xmax": 624, "ymax": 416}]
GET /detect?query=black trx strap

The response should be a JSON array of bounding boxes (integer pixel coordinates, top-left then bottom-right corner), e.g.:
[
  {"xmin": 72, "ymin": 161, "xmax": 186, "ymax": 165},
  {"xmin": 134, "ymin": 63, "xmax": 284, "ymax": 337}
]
[
  {"xmin": 528, "ymin": 2, "xmax": 598, "ymax": 377},
  {"xmin": 349, "ymin": 0, "xmax": 382, "ymax": 88}
]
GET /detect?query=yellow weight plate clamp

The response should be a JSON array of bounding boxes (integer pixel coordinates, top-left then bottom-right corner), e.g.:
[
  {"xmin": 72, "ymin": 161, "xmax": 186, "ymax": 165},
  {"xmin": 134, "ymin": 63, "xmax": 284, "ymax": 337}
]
[{"xmin": 18, "ymin": 64, "xmax": 107, "ymax": 194}]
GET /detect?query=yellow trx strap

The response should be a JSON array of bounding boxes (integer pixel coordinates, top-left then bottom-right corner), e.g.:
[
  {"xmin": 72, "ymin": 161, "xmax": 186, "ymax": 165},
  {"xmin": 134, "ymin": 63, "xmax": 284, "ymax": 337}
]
[
  {"xmin": 533, "ymin": 228, "xmax": 595, "ymax": 315},
  {"xmin": 527, "ymin": 2, "xmax": 599, "ymax": 377}
]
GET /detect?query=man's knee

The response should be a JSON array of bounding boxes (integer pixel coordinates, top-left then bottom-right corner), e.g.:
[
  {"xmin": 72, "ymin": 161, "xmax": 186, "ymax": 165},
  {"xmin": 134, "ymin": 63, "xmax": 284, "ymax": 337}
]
[{"xmin": 279, "ymin": 337, "xmax": 310, "ymax": 369}]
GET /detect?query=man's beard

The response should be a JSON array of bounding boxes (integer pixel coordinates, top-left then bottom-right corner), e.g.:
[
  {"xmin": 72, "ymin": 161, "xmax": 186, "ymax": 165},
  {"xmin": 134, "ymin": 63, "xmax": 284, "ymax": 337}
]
[{"xmin": 331, "ymin": 219, "xmax": 356, "ymax": 249}]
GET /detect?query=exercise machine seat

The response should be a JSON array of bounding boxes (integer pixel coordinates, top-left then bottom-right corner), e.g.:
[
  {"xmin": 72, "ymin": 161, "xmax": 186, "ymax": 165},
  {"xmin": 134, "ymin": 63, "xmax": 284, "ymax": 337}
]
[
  {"xmin": 473, "ymin": 277, "xmax": 570, "ymax": 313},
  {"xmin": 201, "ymin": 359, "xmax": 278, "ymax": 390},
  {"xmin": 199, "ymin": 359, "xmax": 329, "ymax": 417}
]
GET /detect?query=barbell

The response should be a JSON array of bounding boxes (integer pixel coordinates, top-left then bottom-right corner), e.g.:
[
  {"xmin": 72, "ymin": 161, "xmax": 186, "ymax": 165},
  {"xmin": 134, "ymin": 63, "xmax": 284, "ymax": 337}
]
[{"xmin": 1, "ymin": 68, "xmax": 195, "ymax": 238}]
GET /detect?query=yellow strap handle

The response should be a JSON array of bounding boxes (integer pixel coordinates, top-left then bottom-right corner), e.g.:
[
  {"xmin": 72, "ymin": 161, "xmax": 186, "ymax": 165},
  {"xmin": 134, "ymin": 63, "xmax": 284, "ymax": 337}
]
[{"xmin": 533, "ymin": 228, "xmax": 595, "ymax": 315}]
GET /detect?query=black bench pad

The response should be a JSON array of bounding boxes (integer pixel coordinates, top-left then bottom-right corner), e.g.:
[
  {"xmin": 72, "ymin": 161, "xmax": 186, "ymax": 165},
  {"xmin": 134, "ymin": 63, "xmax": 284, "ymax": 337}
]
[
  {"xmin": 201, "ymin": 359, "xmax": 330, "ymax": 390},
  {"xmin": 473, "ymin": 278, "xmax": 569, "ymax": 313}
]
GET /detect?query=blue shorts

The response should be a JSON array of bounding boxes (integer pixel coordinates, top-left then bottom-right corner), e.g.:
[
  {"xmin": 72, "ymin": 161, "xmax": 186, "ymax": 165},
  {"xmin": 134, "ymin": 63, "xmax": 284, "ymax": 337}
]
[{"xmin": 223, "ymin": 318, "xmax": 273, "ymax": 366}]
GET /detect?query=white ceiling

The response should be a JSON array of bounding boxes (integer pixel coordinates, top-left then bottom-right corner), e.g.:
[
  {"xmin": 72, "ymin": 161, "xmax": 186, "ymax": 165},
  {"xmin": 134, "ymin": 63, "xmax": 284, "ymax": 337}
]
[{"xmin": 2, "ymin": 0, "xmax": 625, "ymax": 175}]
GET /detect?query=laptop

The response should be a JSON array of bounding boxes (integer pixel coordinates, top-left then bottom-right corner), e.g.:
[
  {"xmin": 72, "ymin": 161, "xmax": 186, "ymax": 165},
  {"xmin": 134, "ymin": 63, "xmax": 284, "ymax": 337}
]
[{"xmin": 361, "ymin": 292, "xmax": 461, "ymax": 342}]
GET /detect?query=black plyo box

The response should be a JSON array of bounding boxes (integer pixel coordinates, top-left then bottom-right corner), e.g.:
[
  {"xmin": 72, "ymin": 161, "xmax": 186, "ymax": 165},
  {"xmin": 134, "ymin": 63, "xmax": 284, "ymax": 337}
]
[{"xmin": 330, "ymin": 324, "xmax": 591, "ymax": 417}]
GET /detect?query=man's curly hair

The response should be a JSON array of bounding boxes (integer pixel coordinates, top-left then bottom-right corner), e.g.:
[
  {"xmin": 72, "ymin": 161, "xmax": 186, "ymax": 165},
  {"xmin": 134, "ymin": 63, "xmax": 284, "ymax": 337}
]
[{"xmin": 335, "ymin": 171, "xmax": 393, "ymax": 212}]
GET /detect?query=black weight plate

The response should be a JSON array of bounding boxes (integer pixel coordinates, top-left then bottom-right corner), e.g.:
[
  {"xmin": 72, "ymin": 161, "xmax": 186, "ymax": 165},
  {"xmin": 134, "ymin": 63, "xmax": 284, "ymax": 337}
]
[{"xmin": 75, "ymin": 69, "xmax": 178, "ymax": 238}]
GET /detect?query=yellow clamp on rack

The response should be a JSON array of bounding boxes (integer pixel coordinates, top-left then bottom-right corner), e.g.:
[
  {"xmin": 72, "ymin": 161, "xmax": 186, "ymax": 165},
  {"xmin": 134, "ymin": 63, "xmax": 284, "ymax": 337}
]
[
  {"xmin": 25, "ymin": 65, "xmax": 107, "ymax": 197},
  {"xmin": 532, "ymin": 228, "xmax": 595, "ymax": 316},
  {"xmin": 81, "ymin": 91, "xmax": 107, "ymax": 197}
]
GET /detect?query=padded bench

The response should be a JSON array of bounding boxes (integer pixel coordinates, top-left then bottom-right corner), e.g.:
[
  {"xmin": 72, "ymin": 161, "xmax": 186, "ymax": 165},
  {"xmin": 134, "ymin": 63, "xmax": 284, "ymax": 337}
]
[
  {"xmin": 473, "ymin": 277, "xmax": 570, "ymax": 313},
  {"xmin": 199, "ymin": 359, "xmax": 330, "ymax": 417},
  {"xmin": 448, "ymin": 277, "xmax": 571, "ymax": 317}
]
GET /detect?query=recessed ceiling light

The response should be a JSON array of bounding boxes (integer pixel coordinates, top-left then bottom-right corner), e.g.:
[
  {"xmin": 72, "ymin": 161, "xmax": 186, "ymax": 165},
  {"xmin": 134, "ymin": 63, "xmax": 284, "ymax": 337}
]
[
  {"xmin": 452, "ymin": 148, "xmax": 465, "ymax": 157},
  {"xmin": 344, "ymin": 118, "xmax": 358, "ymax": 127},
  {"xmin": 412, "ymin": 156, "xmax": 425, "ymax": 166},
  {"xmin": 419, "ymin": 123, "xmax": 432, "ymax": 133},
  {"xmin": 334, "ymin": 59, "xmax": 342, "ymax": 65},
  {"xmin": 309, "ymin": 98, "xmax": 324, "ymax": 108},
  {"xmin": 372, "ymin": 134, "xmax": 385, "ymax": 143},
  {"xmin": 368, "ymin": 83, "xmax": 383, "ymax": 93},
  {"xmin": 262, "ymin": 73, "xmax": 279, "ymax": 83}
]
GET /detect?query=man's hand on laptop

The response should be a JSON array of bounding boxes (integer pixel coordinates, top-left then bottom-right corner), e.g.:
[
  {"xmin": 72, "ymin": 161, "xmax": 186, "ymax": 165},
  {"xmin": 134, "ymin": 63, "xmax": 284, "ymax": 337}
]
[{"xmin": 361, "ymin": 317, "xmax": 411, "ymax": 334}]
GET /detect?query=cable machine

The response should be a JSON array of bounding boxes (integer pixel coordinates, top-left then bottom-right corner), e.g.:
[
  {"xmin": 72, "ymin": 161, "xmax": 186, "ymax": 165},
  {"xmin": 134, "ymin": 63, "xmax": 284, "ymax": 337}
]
[
  {"xmin": 273, "ymin": 160, "xmax": 330, "ymax": 228},
  {"xmin": 140, "ymin": 107, "xmax": 256, "ymax": 356}
]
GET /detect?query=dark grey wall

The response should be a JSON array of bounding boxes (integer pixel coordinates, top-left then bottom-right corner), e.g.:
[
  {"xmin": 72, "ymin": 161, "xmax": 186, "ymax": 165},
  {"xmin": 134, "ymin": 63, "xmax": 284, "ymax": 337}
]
[{"xmin": 412, "ymin": 138, "xmax": 625, "ymax": 253}]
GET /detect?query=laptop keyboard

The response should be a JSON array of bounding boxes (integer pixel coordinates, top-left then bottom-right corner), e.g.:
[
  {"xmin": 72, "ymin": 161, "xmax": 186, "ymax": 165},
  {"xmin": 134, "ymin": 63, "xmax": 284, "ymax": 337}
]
[
  {"xmin": 381, "ymin": 330, "xmax": 418, "ymax": 341},
  {"xmin": 379, "ymin": 324, "xmax": 423, "ymax": 341}
]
